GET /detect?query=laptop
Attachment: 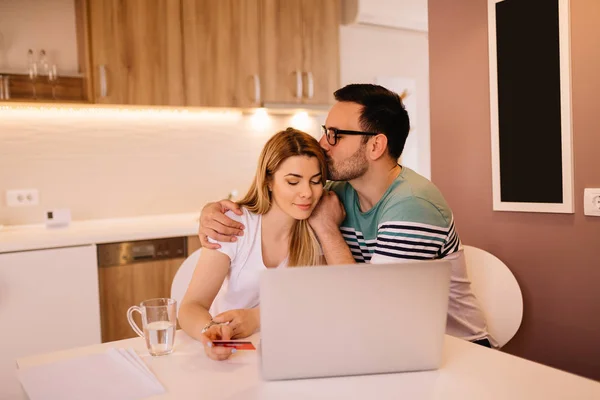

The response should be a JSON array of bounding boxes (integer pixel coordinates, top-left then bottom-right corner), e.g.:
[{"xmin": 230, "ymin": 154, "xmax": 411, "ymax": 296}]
[{"xmin": 258, "ymin": 260, "xmax": 451, "ymax": 380}]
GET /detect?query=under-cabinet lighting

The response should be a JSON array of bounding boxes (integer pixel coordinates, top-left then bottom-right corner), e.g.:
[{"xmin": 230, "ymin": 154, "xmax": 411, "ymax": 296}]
[
  {"xmin": 0, "ymin": 103, "xmax": 244, "ymax": 122},
  {"xmin": 289, "ymin": 111, "xmax": 313, "ymax": 131},
  {"xmin": 249, "ymin": 107, "xmax": 272, "ymax": 131}
]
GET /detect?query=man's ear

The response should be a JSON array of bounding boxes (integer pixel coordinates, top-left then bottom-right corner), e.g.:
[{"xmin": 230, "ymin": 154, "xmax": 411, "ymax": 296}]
[{"xmin": 367, "ymin": 134, "xmax": 388, "ymax": 161}]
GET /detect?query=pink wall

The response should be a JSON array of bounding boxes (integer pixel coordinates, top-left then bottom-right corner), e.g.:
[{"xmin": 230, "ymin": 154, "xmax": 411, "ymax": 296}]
[{"xmin": 429, "ymin": 0, "xmax": 600, "ymax": 380}]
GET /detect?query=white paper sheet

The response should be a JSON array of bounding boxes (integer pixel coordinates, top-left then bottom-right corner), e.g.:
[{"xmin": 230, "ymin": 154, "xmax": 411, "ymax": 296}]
[{"xmin": 18, "ymin": 348, "xmax": 166, "ymax": 400}]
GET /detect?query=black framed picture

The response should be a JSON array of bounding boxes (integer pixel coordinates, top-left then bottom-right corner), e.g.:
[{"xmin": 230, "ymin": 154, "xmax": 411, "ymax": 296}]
[{"xmin": 488, "ymin": 0, "xmax": 573, "ymax": 213}]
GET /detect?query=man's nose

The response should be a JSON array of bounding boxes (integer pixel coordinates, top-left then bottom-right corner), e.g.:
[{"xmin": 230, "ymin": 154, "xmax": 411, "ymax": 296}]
[{"xmin": 318, "ymin": 135, "xmax": 329, "ymax": 150}]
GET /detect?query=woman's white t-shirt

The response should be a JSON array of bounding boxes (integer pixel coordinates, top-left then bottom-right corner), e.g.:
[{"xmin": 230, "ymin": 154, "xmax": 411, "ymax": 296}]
[{"xmin": 207, "ymin": 208, "xmax": 287, "ymax": 316}]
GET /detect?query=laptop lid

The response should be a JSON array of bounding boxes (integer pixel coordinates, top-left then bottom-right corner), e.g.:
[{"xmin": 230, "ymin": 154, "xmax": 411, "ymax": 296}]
[{"xmin": 259, "ymin": 260, "xmax": 451, "ymax": 380}]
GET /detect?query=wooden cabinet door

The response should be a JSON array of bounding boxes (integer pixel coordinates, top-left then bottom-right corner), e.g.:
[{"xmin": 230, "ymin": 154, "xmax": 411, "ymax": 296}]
[
  {"xmin": 301, "ymin": 0, "xmax": 340, "ymax": 105},
  {"xmin": 261, "ymin": 0, "xmax": 304, "ymax": 104},
  {"xmin": 88, "ymin": 0, "xmax": 185, "ymax": 106},
  {"xmin": 182, "ymin": 0, "xmax": 261, "ymax": 107},
  {"xmin": 98, "ymin": 258, "xmax": 185, "ymax": 342}
]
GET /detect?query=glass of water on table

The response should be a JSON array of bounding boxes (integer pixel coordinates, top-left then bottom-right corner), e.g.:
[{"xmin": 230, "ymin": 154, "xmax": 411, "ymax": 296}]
[{"xmin": 127, "ymin": 298, "xmax": 177, "ymax": 356}]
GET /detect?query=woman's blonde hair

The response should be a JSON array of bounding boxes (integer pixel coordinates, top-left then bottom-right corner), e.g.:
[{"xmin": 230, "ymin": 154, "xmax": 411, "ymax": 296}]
[{"xmin": 237, "ymin": 128, "xmax": 327, "ymax": 267}]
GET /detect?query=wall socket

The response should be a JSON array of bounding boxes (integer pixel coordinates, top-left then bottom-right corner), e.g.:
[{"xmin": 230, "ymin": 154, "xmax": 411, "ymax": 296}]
[
  {"xmin": 6, "ymin": 189, "xmax": 39, "ymax": 207},
  {"xmin": 583, "ymin": 188, "xmax": 600, "ymax": 216}
]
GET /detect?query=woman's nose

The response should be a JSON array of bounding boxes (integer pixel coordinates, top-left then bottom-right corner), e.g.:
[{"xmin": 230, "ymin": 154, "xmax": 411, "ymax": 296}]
[{"xmin": 299, "ymin": 183, "xmax": 312, "ymax": 198}]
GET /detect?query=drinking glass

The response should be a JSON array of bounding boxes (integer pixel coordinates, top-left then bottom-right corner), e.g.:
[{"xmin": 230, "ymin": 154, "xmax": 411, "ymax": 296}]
[{"xmin": 127, "ymin": 298, "xmax": 177, "ymax": 356}]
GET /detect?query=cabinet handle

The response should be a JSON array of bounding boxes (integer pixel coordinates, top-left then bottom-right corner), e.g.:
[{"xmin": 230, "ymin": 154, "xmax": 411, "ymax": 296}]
[
  {"xmin": 2, "ymin": 76, "xmax": 9, "ymax": 100},
  {"xmin": 0, "ymin": 76, "xmax": 4, "ymax": 100},
  {"xmin": 253, "ymin": 74, "xmax": 261, "ymax": 104},
  {"xmin": 306, "ymin": 71, "xmax": 314, "ymax": 99},
  {"xmin": 295, "ymin": 70, "xmax": 302, "ymax": 100},
  {"xmin": 98, "ymin": 65, "xmax": 108, "ymax": 98}
]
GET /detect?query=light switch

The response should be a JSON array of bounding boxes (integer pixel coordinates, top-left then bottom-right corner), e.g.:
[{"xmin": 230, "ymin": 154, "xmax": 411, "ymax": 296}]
[{"xmin": 583, "ymin": 188, "xmax": 600, "ymax": 216}]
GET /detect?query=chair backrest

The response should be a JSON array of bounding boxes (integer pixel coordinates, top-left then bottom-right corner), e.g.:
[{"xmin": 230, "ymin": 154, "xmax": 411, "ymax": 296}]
[
  {"xmin": 463, "ymin": 245, "xmax": 523, "ymax": 348},
  {"xmin": 171, "ymin": 248, "xmax": 227, "ymax": 316},
  {"xmin": 171, "ymin": 249, "xmax": 202, "ymax": 314}
]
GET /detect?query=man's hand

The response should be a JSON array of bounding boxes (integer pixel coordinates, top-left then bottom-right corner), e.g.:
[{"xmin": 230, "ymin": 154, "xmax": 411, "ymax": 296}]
[
  {"xmin": 200, "ymin": 324, "xmax": 235, "ymax": 361},
  {"xmin": 309, "ymin": 190, "xmax": 346, "ymax": 235},
  {"xmin": 212, "ymin": 308, "xmax": 259, "ymax": 339},
  {"xmin": 198, "ymin": 200, "xmax": 245, "ymax": 249}
]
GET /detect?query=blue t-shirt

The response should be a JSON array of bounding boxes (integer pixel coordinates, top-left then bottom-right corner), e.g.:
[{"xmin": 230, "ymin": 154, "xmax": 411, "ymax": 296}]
[{"xmin": 327, "ymin": 166, "xmax": 460, "ymax": 263}]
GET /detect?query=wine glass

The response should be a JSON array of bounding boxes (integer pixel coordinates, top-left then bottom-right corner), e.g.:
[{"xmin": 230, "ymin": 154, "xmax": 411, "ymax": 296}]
[
  {"xmin": 27, "ymin": 49, "xmax": 38, "ymax": 99},
  {"xmin": 48, "ymin": 64, "xmax": 58, "ymax": 100}
]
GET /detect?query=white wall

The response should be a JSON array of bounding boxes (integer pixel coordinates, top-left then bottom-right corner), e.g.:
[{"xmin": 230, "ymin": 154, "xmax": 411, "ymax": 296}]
[
  {"xmin": 0, "ymin": 107, "xmax": 321, "ymax": 225},
  {"xmin": 339, "ymin": 24, "xmax": 431, "ymax": 180},
  {"xmin": 0, "ymin": 4, "xmax": 430, "ymax": 226}
]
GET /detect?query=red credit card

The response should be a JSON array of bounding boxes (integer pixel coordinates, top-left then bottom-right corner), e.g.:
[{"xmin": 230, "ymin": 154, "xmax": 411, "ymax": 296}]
[{"xmin": 211, "ymin": 340, "xmax": 256, "ymax": 350}]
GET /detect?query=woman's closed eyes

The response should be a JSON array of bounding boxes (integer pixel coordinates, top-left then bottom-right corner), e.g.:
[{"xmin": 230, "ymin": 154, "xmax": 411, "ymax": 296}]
[{"xmin": 286, "ymin": 179, "xmax": 322, "ymax": 186}]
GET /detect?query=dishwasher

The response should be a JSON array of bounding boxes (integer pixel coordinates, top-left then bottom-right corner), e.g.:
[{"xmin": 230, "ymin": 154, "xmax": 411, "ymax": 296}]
[{"xmin": 97, "ymin": 237, "xmax": 188, "ymax": 342}]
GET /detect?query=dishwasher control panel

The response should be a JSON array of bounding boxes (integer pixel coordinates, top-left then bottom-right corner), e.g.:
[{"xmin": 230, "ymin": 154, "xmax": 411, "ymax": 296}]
[{"xmin": 97, "ymin": 237, "xmax": 187, "ymax": 267}]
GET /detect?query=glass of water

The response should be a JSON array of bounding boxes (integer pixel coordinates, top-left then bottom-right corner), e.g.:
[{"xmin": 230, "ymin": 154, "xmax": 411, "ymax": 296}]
[{"xmin": 127, "ymin": 298, "xmax": 177, "ymax": 356}]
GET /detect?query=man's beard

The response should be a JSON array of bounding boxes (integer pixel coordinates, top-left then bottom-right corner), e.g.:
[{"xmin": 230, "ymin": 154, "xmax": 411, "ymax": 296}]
[{"xmin": 326, "ymin": 143, "xmax": 368, "ymax": 181}]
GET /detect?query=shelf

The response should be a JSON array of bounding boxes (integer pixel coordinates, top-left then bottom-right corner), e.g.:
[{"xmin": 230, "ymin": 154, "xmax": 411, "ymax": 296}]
[{"xmin": 0, "ymin": 73, "xmax": 88, "ymax": 103}]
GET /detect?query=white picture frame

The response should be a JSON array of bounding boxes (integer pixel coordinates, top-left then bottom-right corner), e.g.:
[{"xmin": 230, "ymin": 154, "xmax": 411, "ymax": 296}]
[{"xmin": 488, "ymin": 0, "xmax": 574, "ymax": 213}]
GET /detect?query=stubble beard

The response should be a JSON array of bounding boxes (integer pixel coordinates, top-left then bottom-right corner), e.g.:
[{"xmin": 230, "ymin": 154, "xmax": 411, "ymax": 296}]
[{"xmin": 326, "ymin": 143, "xmax": 369, "ymax": 182}]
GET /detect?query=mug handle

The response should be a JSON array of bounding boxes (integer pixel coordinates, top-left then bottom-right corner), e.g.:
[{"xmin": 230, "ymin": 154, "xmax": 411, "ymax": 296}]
[{"xmin": 126, "ymin": 305, "xmax": 145, "ymax": 338}]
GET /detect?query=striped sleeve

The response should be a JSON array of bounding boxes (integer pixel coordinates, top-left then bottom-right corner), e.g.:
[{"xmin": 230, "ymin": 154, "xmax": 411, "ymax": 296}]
[
  {"xmin": 370, "ymin": 201, "xmax": 461, "ymax": 264},
  {"xmin": 340, "ymin": 226, "xmax": 376, "ymax": 263}
]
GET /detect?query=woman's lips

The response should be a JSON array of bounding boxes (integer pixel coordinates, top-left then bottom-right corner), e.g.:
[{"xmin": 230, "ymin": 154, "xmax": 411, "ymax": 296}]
[{"xmin": 295, "ymin": 204, "xmax": 311, "ymax": 211}]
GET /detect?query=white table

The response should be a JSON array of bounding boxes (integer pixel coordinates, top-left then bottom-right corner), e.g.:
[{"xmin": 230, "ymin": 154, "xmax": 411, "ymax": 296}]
[{"xmin": 16, "ymin": 332, "xmax": 600, "ymax": 400}]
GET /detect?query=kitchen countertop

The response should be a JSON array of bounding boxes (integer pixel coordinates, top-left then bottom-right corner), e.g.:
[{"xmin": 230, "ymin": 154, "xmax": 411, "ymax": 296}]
[{"xmin": 0, "ymin": 212, "xmax": 201, "ymax": 253}]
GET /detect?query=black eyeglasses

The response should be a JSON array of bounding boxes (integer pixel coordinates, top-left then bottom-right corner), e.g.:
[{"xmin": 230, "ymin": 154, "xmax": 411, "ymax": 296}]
[{"xmin": 321, "ymin": 125, "xmax": 378, "ymax": 146}]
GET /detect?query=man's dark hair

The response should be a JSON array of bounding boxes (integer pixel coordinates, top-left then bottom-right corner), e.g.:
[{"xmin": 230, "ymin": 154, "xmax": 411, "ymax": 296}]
[{"xmin": 333, "ymin": 84, "xmax": 410, "ymax": 160}]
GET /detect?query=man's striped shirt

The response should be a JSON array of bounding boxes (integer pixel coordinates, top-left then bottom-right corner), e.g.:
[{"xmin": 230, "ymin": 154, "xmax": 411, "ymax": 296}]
[
  {"xmin": 326, "ymin": 167, "xmax": 495, "ymax": 346},
  {"xmin": 327, "ymin": 166, "xmax": 461, "ymax": 264}
]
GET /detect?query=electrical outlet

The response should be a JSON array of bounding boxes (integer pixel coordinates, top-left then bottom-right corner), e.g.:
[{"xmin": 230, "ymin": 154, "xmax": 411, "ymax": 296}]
[
  {"xmin": 6, "ymin": 189, "xmax": 39, "ymax": 207},
  {"xmin": 583, "ymin": 188, "xmax": 600, "ymax": 216}
]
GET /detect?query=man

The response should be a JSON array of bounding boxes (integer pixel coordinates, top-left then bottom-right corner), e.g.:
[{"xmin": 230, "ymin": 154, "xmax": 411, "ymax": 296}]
[{"xmin": 199, "ymin": 84, "xmax": 496, "ymax": 348}]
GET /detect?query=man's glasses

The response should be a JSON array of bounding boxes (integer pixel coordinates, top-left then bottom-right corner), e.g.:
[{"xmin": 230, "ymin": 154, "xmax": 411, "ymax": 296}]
[{"xmin": 321, "ymin": 125, "xmax": 378, "ymax": 146}]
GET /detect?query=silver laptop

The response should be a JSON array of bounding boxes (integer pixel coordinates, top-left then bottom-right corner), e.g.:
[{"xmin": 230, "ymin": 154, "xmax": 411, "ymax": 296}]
[{"xmin": 259, "ymin": 260, "xmax": 451, "ymax": 380}]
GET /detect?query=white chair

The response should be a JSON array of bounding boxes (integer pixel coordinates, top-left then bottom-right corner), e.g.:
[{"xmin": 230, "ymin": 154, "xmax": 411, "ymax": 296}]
[
  {"xmin": 170, "ymin": 249, "xmax": 226, "ymax": 316},
  {"xmin": 463, "ymin": 245, "xmax": 523, "ymax": 348}
]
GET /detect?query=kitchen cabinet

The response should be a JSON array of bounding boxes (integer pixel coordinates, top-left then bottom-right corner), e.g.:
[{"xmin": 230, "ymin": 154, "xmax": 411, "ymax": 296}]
[
  {"xmin": 300, "ymin": 0, "xmax": 341, "ymax": 105},
  {"xmin": 182, "ymin": 0, "xmax": 340, "ymax": 107},
  {"xmin": 187, "ymin": 235, "xmax": 202, "ymax": 254},
  {"xmin": 260, "ymin": 0, "xmax": 304, "ymax": 104},
  {"xmin": 182, "ymin": 0, "xmax": 261, "ymax": 107},
  {"xmin": 261, "ymin": 0, "xmax": 340, "ymax": 105},
  {"xmin": 5, "ymin": 0, "xmax": 340, "ymax": 108},
  {"xmin": 97, "ymin": 237, "xmax": 188, "ymax": 343},
  {"xmin": 85, "ymin": 0, "xmax": 339, "ymax": 107},
  {"xmin": 87, "ymin": 0, "xmax": 185, "ymax": 106},
  {"xmin": 0, "ymin": 245, "xmax": 101, "ymax": 399},
  {"xmin": 98, "ymin": 258, "xmax": 184, "ymax": 342}
]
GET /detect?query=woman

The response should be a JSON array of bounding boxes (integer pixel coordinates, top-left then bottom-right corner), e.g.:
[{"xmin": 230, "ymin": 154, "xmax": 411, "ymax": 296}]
[{"xmin": 178, "ymin": 128, "xmax": 327, "ymax": 361}]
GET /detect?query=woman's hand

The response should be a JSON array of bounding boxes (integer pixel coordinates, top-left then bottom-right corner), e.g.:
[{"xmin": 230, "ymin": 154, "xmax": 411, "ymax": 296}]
[
  {"xmin": 199, "ymin": 324, "xmax": 236, "ymax": 361},
  {"xmin": 212, "ymin": 308, "xmax": 260, "ymax": 339}
]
